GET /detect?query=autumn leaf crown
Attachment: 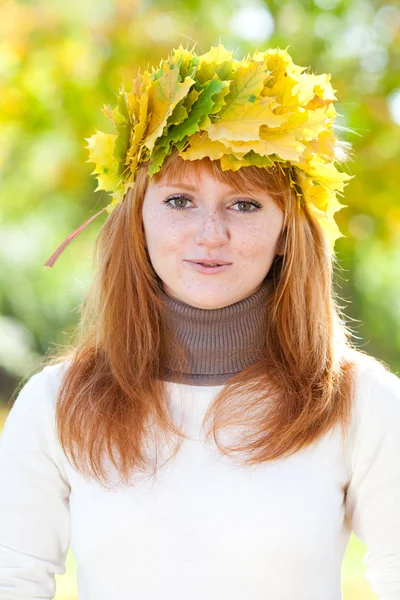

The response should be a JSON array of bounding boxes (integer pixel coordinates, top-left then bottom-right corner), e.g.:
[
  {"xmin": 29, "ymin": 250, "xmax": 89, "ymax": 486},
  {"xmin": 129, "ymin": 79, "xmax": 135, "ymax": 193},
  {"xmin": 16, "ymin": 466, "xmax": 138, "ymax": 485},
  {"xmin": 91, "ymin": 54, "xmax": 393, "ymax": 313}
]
[{"xmin": 45, "ymin": 42, "xmax": 353, "ymax": 267}]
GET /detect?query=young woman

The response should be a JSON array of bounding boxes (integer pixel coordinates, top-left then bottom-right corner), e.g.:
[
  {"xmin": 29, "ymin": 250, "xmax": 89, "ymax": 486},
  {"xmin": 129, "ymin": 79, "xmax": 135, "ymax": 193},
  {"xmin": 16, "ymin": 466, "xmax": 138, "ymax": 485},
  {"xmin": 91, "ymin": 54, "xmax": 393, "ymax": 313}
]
[{"xmin": 0, "ymin": 43, "xmax": 399, "ymax": 600}]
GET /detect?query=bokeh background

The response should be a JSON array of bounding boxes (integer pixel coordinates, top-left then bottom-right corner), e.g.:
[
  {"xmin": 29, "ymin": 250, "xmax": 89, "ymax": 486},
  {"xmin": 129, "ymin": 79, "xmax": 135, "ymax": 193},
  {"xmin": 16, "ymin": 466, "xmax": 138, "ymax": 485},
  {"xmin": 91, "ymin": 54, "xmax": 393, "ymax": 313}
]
[{"xmin": 1, "ymin": 0, "xmax": 399, "ymax": 598}]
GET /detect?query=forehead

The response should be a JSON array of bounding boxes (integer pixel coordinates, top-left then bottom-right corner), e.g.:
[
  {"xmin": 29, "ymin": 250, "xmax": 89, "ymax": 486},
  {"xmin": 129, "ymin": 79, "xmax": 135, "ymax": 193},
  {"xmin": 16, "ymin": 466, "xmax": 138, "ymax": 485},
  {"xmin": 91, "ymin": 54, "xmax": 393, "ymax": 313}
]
[
  {"xmin": 152, "ymin": 178, "xmax": 248, "ymax": 195},
  {"xmin": 151, "ymin": 159, "xmax": 262, "ymax": 194}
]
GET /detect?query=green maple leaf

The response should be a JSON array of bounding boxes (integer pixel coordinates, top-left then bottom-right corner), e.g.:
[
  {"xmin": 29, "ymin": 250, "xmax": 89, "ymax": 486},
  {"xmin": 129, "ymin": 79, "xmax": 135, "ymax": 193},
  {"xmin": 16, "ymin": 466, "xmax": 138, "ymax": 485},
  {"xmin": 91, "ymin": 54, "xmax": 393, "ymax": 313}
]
[{"xmin": 148, "ymin": 77, "xmax": 230, "ymax": 176}]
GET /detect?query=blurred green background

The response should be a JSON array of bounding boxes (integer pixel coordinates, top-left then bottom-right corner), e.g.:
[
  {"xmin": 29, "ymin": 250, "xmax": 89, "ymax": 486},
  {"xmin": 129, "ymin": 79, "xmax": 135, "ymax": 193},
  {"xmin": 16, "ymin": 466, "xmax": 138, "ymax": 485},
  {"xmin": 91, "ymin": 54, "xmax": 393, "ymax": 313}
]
[{"xmin": 1, "ymin": 0, "xmax": 399, "ymax": 597}]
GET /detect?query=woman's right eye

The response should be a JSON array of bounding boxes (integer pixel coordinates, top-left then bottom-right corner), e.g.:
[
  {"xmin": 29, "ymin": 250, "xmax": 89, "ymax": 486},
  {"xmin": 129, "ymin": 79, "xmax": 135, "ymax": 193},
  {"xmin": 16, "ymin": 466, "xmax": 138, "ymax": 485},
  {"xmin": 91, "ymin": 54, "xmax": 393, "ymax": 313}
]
[{"xmin": 162, "ymin": 195, "xmax": 192, "ymax": 211}]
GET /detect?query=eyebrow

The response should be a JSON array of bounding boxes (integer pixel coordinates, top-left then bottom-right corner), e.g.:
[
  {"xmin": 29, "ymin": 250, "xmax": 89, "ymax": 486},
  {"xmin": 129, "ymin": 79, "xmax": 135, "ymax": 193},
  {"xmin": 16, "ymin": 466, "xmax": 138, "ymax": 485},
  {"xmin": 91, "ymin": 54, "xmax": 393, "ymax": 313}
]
[{"xmin": 157, "ymin": 182, "xmax": 244, "ymax": 193}]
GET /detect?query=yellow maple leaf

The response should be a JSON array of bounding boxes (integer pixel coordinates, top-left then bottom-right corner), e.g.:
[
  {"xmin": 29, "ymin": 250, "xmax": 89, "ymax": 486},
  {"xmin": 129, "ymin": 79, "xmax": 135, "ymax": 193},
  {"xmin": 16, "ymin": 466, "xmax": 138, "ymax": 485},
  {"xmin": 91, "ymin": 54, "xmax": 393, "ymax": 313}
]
[
  {"xmin": 206, "ymin": 95, "xmax": 288, "ymax": 142},
  {"xmin": 178, "ymin": 131, "xmax": 228, "ymax": 161},
  {"xmin": 84, "ymin": 130, "xmax": 120, "ymax": 192},
  {"xmin": 204, "ymin": 57, "xmax": 271, "ymax": 139},
  {"xmin": 104, "ymin": 187, "xmax": 125, "ymax": 214},
  {"xmin": 172, "ymin": 44, "xmax": 198, "ymax": 78},
  {"xmin": 123, "ymin": 72, "xmax": 153, "ymax": 181},
  {"xmin": 306, "ymin": 199, "xmax": 346, "ymax": 251},
  {"xmin": 302, "ymin": 73, "xmax": 337, "ymax": 110},
  {"xmin": 195, "ymin": 41, "xmax": 236, "ymax": 84},
  {"xmin": 257, "ymin": 49, "xmax": 308, "ymax": 112},
  {"xmin": 263, "ymin": 106, "xmax": 331, "ymax": 143},
  {"xmin": 255, "ymin": 47, "xmax": 306, "ymax": 79},
  {"xmin": 85, "ymin": 130, "xmax": 116, "ymax": 167},
  {"xmin": 216, "ymin": 136, "xmax": 306, "ymax": 162},
  {"xmin": 198, "ymin": 41, "xmax": 235, "ymax": 67},
  {"xmin": 308, "ymin": 129, "xmax": 336, "ymax": 160},
  {"xmin": 296, "ymin": 157, "xmax": 353, "ymax": 191},
  {"xmin": 219, "ymin": 154, "xmax": 251, "ymax": 171},
  {"xmin": 143, "ymin": 59, "xmax": 196, "ymax": 152}
]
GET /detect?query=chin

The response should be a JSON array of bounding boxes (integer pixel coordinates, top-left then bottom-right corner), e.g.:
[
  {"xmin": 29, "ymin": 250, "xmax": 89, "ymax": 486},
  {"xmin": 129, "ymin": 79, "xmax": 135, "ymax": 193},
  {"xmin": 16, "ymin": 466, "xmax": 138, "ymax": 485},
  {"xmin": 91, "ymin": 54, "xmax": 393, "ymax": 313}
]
[{"xmin": 185, "ymin": 291, "xmax": 236, "ymax": 310}]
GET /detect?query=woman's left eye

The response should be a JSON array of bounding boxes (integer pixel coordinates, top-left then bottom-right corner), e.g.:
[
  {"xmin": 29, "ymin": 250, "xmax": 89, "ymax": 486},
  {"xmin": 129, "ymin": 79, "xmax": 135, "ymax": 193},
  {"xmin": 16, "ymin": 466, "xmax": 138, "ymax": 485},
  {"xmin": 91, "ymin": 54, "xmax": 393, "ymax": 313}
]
[{"xmin": 162, "ymin": 195, "xmax": 262, "ymax": 213}]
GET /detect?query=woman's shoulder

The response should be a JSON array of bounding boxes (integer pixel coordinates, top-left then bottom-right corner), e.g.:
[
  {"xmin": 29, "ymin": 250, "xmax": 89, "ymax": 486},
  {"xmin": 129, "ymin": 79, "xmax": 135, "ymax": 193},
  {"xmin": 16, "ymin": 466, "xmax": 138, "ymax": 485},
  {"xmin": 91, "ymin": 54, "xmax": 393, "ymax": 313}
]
[
  {"xmin": 39, "ymin": 359, "xmax": 71, "ymax": 386},
  {"xmin": 349, "ymin": 351, "xmax": 400, "ymax": 428},
  {"xmin": 10, "ymin": 359, "xmax": 71, "ymax": 417},
  {"xmin": 1, "ymin": 360, "xmax": 72, "ymax": 494},
  {"xmin": 31, "ymin": 358, "xmax": 70, "ymax": 388},
  {"xmin": 351, "ymin": 351, "xmax": 400, "ymax": 392}
]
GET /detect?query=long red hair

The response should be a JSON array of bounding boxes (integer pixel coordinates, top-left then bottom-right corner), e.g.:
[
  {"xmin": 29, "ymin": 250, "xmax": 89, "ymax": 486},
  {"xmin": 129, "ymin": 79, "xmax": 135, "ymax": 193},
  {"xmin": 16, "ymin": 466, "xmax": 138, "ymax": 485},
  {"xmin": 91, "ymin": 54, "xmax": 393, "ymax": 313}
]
[{"xmin": 36, "ymin": 149, "xmax": 386, "ymax": 487}]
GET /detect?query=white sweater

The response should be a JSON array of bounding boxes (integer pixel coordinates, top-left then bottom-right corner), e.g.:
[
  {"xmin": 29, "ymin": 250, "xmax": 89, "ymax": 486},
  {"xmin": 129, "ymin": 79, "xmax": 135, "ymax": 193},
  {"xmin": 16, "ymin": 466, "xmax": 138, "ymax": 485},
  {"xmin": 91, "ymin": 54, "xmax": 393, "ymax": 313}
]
[{"xmin": 0, "ymin": 360, "xmax": 400, "ymax": 600}]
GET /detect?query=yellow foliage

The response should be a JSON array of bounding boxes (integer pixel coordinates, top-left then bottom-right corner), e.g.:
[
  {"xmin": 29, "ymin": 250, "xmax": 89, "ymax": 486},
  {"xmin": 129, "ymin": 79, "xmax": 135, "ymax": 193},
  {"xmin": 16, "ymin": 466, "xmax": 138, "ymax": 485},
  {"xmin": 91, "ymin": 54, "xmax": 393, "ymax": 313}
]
[{"xmin": 85, "ymin": 41, "xmax": 354, "ymax": 252}]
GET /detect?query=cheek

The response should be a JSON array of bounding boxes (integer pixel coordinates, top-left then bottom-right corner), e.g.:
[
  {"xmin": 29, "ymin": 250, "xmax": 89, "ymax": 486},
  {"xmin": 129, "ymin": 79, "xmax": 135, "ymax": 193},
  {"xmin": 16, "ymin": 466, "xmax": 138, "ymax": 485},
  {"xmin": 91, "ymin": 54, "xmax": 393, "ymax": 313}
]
[
  {"xmin": 236, "ymin": 219, "xmax": 280, "ymax": 258},
  {"xmin": 239, "ymin": 225, "xmax": 264, "ymax": 254},
  {"xmin": 144, "ymin": 211, "xmax": 185, "ymax": 252},
  {"xmin": 143, "ymin": 207, "xmax": 164, "ymax": 241}
]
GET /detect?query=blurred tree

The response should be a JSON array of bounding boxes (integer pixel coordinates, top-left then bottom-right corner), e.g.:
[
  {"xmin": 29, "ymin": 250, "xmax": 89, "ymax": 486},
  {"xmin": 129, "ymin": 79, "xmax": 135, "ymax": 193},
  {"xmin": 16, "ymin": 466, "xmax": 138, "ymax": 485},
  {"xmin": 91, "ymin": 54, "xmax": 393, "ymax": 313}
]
[
  {"xmin": 1, "ymin": 1, "xmax": 399, "ymax": 599},
  {"xmin": 0, "ymin": 0, "xmax": 399, "ymax": 393}
]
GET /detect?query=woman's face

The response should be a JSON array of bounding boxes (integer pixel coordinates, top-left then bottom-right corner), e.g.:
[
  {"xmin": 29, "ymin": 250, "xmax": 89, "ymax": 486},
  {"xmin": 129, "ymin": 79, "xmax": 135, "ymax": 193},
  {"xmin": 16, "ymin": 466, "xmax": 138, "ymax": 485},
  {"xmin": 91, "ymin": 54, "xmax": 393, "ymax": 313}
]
[{"xmin": 142, "ymin": 166, "xmax": 285, "ymax": 309}]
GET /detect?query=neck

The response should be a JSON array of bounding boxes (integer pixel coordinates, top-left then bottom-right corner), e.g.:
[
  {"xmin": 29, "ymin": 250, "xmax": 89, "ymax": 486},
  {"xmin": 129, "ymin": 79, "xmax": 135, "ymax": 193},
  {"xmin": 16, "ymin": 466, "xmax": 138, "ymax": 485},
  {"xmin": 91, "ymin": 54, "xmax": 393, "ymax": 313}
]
[{"xmin": 156, "ymin": 278, "xmax": 272, "ymax": 386}]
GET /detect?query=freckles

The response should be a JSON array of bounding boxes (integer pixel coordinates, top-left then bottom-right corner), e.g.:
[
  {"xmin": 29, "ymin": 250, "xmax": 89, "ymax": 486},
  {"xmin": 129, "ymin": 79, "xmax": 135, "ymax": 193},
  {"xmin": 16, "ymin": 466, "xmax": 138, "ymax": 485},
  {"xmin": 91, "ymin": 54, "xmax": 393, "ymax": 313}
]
[
  {"xmin": 166, "ymin": 231, "xmax": 184, "ymax": 251},
  {"xmin": 145, "ymin": 208, "xmax": 166, "ymax": 237},
  {"xmin": 238, "ymin": 214, "xmax": 281, "ymax": 257},
  {"xmin": 152, "ymin": 216, "xmax": 188, "ymax": 251},
  {"xmin": 238, "ymin": 224, "xmax": 265, "ymax": 255}
]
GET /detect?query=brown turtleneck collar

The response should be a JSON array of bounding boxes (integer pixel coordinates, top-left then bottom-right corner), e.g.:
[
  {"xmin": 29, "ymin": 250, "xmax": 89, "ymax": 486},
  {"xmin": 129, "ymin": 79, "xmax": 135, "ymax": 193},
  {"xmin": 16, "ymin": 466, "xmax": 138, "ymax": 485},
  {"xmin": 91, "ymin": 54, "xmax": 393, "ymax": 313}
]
[{"xmin": 156, "ymin": 277, "xmax": 271, "ymax": 387}]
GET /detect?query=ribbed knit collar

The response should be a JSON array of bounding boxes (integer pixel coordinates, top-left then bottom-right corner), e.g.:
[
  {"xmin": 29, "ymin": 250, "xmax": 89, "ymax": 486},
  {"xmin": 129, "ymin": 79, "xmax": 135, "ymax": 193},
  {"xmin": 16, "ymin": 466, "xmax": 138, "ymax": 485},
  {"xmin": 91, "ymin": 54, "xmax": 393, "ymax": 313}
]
[{"xmin": 156, "ymin": 277, "xmax": 271, "ymax": 387}]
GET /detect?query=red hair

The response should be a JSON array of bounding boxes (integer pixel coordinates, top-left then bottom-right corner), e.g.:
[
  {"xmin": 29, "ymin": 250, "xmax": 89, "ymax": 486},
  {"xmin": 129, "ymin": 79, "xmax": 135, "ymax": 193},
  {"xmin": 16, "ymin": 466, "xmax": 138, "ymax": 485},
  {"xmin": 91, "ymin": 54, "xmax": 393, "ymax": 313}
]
[{"xmin": 36, "ymin": 150, "xmax": 386, "ymax": 487}]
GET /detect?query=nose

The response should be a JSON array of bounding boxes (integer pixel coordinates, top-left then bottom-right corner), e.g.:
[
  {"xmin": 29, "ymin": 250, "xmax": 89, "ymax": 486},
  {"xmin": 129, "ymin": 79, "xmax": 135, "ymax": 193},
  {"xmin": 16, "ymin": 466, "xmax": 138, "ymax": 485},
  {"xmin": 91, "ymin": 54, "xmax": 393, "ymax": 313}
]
[{"xmin": 194, "ymin": 209, "xmax": 229, "ymax": 245}]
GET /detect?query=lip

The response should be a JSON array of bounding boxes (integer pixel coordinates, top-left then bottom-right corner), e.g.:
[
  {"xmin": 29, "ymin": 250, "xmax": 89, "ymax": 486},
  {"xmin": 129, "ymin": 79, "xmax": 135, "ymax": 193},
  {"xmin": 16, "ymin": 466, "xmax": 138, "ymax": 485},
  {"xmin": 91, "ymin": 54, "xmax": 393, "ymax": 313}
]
[
  {"xmin": 187, "ymin": 259, "xmax": 232, "ymax": 265},
  {"xmin": 186, "ymin": 261, "xmax": 232, "ymax": 275}
]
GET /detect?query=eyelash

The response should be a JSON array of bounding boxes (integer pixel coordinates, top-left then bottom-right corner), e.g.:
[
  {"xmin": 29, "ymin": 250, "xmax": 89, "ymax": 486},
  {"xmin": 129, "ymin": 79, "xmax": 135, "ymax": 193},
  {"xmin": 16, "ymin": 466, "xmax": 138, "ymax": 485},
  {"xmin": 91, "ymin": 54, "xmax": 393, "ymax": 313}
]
[{"xmin": 163, "ymin": 194, "xmax": 262, "ymax": 214}]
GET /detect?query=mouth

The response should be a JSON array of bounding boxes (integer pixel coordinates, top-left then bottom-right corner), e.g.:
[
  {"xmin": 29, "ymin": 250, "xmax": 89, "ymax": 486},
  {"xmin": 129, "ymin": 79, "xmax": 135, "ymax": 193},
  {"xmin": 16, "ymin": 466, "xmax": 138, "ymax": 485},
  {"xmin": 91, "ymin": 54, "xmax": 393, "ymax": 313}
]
[
  {"xmin": 196, "ymin": 262, "xmax": 225, "ymax": 267},
  {"xmin": 187, "ymin": 260, "xmax": 232, "ymax": 267},
  {"xmin": 185, "ymin": 261, "xmax": 232, "ymax": 274}
]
